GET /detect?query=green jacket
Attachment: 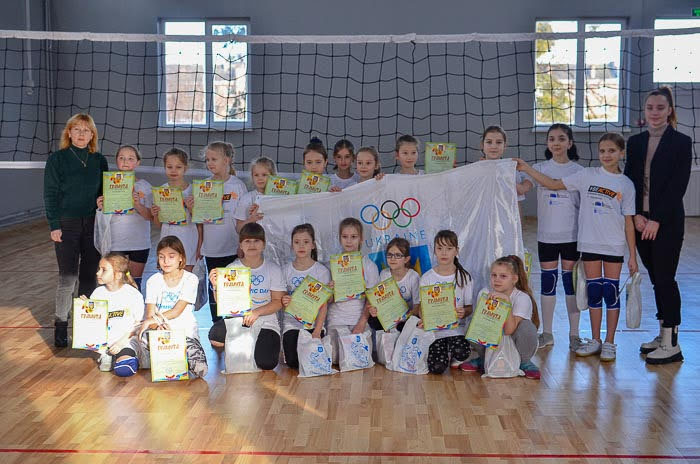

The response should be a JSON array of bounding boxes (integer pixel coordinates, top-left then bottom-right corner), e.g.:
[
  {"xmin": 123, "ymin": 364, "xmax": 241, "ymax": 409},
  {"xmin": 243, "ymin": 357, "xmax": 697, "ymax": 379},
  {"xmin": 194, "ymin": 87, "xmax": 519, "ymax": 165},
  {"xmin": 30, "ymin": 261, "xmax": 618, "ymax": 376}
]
[{"xmin": 43, "ymin": 145, "xmax": 109, "ymax": 230}]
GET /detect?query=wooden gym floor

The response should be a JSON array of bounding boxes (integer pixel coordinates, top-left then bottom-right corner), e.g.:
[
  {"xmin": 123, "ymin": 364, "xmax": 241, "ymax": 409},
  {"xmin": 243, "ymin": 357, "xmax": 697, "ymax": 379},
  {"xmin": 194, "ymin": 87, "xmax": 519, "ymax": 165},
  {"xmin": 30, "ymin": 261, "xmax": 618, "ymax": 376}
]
[{"xmin": 0, "ymin": 217, "xmax": 699, "ymax": 464}]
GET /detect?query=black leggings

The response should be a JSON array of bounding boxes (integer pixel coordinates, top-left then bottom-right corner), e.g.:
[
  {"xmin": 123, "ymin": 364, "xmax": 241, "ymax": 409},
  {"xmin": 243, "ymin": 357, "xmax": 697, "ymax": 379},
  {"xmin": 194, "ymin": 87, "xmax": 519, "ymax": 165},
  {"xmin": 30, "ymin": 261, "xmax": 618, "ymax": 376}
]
[
  {"xmin": 208, "ymin": 320, "xmax": 280, "ymax": 371},
  {"xmin": 205, "ymin": 255, "xmax": 236, "ymax": 323},
  {"xmin": 427, "ymin": 336, "xmax": 470, "ymax": 374},
  {"xmin": 282, "ymin": 329, "xmax": 325, "ymax": 369},
  {"xmin": 368, "ymin": 316, "xmax": 406, "ymax": 332}
]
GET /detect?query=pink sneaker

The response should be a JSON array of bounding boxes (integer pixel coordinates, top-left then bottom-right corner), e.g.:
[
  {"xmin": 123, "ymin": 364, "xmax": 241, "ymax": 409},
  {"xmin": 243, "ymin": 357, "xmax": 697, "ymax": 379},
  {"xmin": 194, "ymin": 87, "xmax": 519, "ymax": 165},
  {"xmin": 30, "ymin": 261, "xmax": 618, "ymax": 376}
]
[{"xmin": 459, "ymin": 358, "xmax": 483, "ymax": 373}]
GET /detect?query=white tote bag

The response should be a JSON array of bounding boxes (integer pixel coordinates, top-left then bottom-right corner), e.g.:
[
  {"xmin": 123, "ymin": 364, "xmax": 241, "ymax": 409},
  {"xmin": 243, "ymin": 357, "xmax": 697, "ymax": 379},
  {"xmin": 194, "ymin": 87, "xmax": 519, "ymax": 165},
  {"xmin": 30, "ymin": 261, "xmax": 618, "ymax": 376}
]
[
  {"xmin": 482, "ymin": 335, "xmax": 524, "ymax": 379},
  {"xmin": 625, "ymin": 272, "xmax": 643, "ymax": 329},
  {"xmin": 297, "ymin": 330, "xmax": 337, "ymax": 378},
  {"xmin": 93, "ymin": 210, "xmax": 112, "ymax": 256},
  {"xmin": 223, "ymin": 317, "xmax": 262, "ymax": 374},
  {"xmin": 574, "ymin": 260, "xmax": 588, "ymax": 311},
  {"xmin": 375, "ymin": 329, "xmax": 400, "ymax": 368},
  {"xmin": 389, "ymin": 316, "xmax": 434, "ymax": 375},
  {"xmin": 336, "ymin": 327, "xmax": 374, "ymax": 372}
]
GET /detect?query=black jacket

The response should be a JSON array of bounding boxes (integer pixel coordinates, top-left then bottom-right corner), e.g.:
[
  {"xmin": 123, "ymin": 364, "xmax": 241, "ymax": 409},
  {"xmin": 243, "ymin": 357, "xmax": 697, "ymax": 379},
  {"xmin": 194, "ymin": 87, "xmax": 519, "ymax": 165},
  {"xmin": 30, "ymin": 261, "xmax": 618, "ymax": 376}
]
[{"xmin": 624, "ymin": 126, "xmax": 692, "ymax": 228}]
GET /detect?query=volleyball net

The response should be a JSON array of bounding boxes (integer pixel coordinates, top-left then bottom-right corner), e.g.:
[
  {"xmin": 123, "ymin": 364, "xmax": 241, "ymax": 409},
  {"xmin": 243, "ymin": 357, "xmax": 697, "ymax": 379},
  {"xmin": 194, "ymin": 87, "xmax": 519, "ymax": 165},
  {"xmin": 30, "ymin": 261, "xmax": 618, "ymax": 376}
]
[{"xmin": 1, "ymin": 25, "xmax": 699, "ymax": 172}]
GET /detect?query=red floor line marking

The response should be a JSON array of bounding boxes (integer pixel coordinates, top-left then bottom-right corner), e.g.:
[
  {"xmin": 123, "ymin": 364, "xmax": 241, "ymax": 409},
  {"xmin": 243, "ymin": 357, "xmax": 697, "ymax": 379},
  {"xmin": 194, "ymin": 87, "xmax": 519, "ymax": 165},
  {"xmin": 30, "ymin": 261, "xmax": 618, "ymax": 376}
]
[{"xmin": 0, "ymin": 449, "xmax": 698, "ymax": 459}]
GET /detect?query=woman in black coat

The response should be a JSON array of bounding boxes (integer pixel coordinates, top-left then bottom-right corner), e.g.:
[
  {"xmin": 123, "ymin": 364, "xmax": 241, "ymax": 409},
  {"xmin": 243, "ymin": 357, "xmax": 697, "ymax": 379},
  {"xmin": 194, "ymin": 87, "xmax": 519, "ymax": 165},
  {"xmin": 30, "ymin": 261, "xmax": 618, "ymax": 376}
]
[{"xmin": 624, "ymin": 87, "xmax": 692, "ymax": 364}]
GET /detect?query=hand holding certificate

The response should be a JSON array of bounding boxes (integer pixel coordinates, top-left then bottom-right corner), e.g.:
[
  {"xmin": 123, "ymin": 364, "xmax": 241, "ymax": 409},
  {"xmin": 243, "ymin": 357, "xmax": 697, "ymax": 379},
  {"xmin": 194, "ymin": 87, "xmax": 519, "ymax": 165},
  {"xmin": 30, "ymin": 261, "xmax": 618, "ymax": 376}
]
[
  {"xmin": 465, "ymin": 289, "xmax": 512, "ymax": 348},
  {"xmin": 365, "ymin": 277, "xmax": 409, "ymax": 330},
  {"xmin": 419, "ymin": 283, "xmax": 458, "ymax": 331},
  {"xmin": 286, "ymin": 276, "xmax": 333, "ymax": 329},
  {"xmin": 72, "ymin": 298, "xmax": 108, "ymax": 351},
  {"xmin": 152, "ymin": 186, "xmax": 186, "ymax": 224},
  {"xmin": 103, "ymin": 171, "xmax": 135, "ymax": 214},
  {"xmin": 192, "ymin": 179, "xmax": 224, "ymax": 224},
  {"xmin": 424, "ymin": 142, "xmax": 457, "ymax": 174},
  {"xmin": 216, "ymin": 267, "xmax": 252, "ymax": 317},
  {"xmin": 149, "ymin": 330, "xmax": 189, "ymax": 382},
  {"xmin": 330, "ymin": 251, "xmax": 366, "ymax": 302},
  {"xmin": 264, "ymin": 176, "xmax": 298, "ymax": 195},
  {"xmin": 297, "ymin": 170, "xmax": 331, "ymax": 194}
]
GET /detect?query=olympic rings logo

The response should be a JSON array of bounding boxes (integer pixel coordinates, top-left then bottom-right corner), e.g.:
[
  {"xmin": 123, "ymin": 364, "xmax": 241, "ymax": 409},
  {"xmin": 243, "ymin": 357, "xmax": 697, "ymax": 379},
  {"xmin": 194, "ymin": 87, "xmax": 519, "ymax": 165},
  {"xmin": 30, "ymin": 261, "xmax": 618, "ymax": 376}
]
[
  {"xmin": 360, "ymin": 197, "xmax": 421, "ymax": 230},
  {"xmin": 252, "ymin": 275, "xmax": 265, "ymax": 286},
  {"xmin": 291, "ymin": 276, "xmax": 305, "ymax": 288}
]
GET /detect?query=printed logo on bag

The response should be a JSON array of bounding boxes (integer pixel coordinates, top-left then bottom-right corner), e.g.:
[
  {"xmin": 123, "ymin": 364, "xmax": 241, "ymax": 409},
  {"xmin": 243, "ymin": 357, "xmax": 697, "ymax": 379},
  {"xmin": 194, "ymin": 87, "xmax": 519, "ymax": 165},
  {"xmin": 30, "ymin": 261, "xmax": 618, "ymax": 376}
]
[{"xmin": 360, "ymin": 197, "xmax": 421, "ymax": 230}]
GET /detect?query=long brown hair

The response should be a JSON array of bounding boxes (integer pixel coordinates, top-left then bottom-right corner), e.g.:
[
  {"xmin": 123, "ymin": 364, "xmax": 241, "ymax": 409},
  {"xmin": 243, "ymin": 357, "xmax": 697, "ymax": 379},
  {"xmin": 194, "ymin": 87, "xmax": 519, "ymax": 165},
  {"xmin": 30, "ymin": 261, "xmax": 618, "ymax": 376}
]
[
  {"xmin": 60, "ymin": 113, "xmax": 99, "ymax": 153},
  {"xmin": 645, "ymin": 86, "xmax": 677, "ymax": 129},
  {"xmin": 339, "ymin": 217, "xmax": 363, "ymax": 251},
  {"xmin": 493, "ymin": 255, "xmax": 540, "ymax": 329},
  {"xmin": 292, "ymin": 223, "xmax": 319, "ymax": 261},
  {"xmin": 102, "ymin": 252, "xmax": 138, "ymax": 289},
  {"xmin": 433, "ymin": 230, "xmax": 470, "ymax": 288},
  {"xmin": 156, "ymin": 236, "xmax": 187, "ymax": 270}
]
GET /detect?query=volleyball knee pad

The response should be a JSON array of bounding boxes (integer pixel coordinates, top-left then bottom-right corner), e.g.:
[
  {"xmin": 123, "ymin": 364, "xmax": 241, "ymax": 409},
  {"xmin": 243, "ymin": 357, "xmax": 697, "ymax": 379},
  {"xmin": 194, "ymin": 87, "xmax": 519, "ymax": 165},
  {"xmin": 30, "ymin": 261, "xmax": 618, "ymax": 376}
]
[
  {"xmin": 603, "ymin": 278, "xmax": 621, "ymax": 310},
  {"xmin": 561, "ymin": 270, "xmax": 575, "ymax": 296},
  {"xmin": 586, "ymin": 278, "xmax": 604, "ymax": 309},
  {"xmin": 540, "ymin": 268, "xmax": 558, "ymax": 296}
]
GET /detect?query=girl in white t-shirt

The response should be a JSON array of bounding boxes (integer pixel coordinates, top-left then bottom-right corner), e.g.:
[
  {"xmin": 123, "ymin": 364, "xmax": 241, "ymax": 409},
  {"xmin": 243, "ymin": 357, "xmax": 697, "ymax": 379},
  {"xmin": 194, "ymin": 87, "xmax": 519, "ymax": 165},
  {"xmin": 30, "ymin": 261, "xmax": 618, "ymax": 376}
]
[
  {"xmin": 96, "ymin": 145, "xmax": 152, "ymax": 290},
  {"xmin": 234, "ymin": 156, "xmax": 277, "ymax": 233},
  {"xmin": 367, "ymin": 237, "xmax": 419, "ymax": 331},
  {"xmin": 521, "ymin": 124, "xmax": 585, "ymax": 352},
  {"xmin": 460, "ymin": 255, "xmax": 541, "ymax": 379},
  {"xmin": 394, "ymin": 135, "xmax": 424, "ymax": 175},
  {"xmin": 150, "ymin": 148, "xmax": 198, "ymax": 271},
  {"xmin": 135, "ymin": 236, "xmax": 208, "ymax": 378},
  {"xmin": 280, "ymin": 224, "xmax": 331, "ymax": 369},
  {"xmin": 418, "ymin": 230, "xmax": 472, "ymax": 374},
  {"xmin": 330, "ymin": 139, "xmax": 359, "ymax": 190},
  {"xmin": 199, "ymin": 141, "xmax": 248, "ymax": 323},
  {"xmin": 355, "ymin": 146, "xmax": 383, "ymax": 183},
  {"xmin": 208, "ymin": 223, "xmax": 286, "ymax": 370},
  {"xmin": 518, "ymin": 133, "xmax": 638, "ymax": 362},
  {"xmin": 87, "ymin": 252, "xmax": 144, "ymax": 375},
  {"xmin": 326, "ymin": 217, "xmax": 380, "ymax": 361}
]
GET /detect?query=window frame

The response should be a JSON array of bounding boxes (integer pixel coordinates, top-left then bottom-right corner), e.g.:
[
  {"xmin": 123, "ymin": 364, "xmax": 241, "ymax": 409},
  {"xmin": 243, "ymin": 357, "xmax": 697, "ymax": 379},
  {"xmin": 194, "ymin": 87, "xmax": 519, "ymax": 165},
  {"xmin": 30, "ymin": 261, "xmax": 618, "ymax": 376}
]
[
  {"xmin": 534, "ymin": 18, "xmax": 629, "ymax": 131},
  {"xmin": 157, "ymin": 18, "xmax": 251, "ymax": 131},
  {"xmin": 652, "ymin": 17, "xmax": 700, "ymax": 85}
]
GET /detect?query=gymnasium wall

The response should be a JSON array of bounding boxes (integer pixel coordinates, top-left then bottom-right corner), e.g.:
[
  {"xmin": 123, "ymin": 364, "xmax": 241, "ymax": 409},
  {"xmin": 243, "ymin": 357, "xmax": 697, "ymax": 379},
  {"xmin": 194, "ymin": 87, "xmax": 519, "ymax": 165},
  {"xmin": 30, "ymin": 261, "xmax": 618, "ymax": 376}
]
[{"xmin": 0, "ymin": 0, "xmax": 698, "ymax": 225}]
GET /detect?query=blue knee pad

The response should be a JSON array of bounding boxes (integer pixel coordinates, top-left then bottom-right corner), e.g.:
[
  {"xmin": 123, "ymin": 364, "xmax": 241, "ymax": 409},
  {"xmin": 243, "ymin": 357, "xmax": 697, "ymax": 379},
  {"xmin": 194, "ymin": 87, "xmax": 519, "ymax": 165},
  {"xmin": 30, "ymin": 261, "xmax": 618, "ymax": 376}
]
[
  {"xmin": 586, "ymin": 278, "xmax": 604, "ymax": 309},
  {"xmin": 540, "ymin": 268, "xmax": 558, "ymax": 296},
  {"xmin": 603, "ymin": 278, "xmax": 621, "ymax": 310},
  {"xmin": 561, "ymin": 270, "xmax": 575, "ymax": 296}
]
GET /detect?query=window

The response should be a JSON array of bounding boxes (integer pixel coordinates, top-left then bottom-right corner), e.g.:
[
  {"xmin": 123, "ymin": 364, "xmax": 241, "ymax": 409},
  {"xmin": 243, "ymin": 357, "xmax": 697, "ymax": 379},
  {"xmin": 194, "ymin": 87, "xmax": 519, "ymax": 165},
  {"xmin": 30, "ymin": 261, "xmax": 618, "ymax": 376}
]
[
  {"xmin": 535, "ymin": 20, "xmax": 624, "ymax": 127},
  {"xmin": 654, "ymin": 19, "xmax": 700, "ymax": 83},
  {"xmin": 160, "ymin": 20, "xmax": 249, "ymax": 128}
]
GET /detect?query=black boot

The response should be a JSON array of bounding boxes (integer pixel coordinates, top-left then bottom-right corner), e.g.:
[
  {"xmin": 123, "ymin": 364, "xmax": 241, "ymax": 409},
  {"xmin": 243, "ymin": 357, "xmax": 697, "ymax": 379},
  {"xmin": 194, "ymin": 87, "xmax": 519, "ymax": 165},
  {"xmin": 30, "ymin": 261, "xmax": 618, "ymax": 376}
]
[{"xmin": 54, "ymin": 319, "xmax": 68, "ymax": 348}]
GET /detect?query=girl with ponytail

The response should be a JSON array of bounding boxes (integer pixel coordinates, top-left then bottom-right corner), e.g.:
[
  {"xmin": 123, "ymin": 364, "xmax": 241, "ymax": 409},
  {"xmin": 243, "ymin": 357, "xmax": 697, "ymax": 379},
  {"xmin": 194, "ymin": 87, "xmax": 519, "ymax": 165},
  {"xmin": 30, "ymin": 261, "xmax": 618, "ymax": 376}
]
[{"xmin": 460, "ymin": 255, "xmax": 541, "ymax": 379}]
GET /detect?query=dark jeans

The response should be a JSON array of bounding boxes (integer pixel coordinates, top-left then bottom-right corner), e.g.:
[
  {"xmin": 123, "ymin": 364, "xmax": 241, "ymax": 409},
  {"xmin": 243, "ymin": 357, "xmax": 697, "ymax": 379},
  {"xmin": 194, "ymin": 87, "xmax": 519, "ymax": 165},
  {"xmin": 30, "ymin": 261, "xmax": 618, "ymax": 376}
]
[
  {"xmin": 54, "ymin": 216, "xmax": 100, "ymax": 321},
  {"xmin": 205, "ymin": 255, "xmax": 236, "ymax": 323}
]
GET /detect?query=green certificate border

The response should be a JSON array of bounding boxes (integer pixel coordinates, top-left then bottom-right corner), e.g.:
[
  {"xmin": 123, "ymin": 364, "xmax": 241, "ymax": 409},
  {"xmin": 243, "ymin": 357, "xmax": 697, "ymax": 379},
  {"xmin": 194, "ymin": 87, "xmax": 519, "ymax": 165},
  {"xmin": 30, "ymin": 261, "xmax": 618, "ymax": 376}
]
[
  {"xmin": 330, "ymin": 251, "xmax": 366, "ymax": 302},
  {"xmin": 424, "ymin": 142, "xmax": 457, "ymax": 174},
  {"xmin": 365, "ymin": 277, "xmax": 409, "ymax": 330},
  {"xmin": 264, "ymin": 176, "xmax": 299, "ymax": 195},
  {"xmin": 192, "ymin": 179, "xmax": 224, "ymax": 224},
  {"xmin": 216, "ymin": 267, "xmax": 252, "ymax": 317},
  {"xmin": 419, "ymin": 282, "xmax": 458, "ymax": 331},
  {"xmin": 465, "ymin": 290, "xmax": 512, "ymax": 348},
  {"xmin": 102, "ymin": 171, "xmax": 135, "ymax": 214},
  {"xmin": 148, "ymin": 329, "xmax": 190, "ymax": 382},
  {"xmin": 297, "ymin": 170, "xmax": 331, "ymax": 194},
  {"xmin": 285, "ymin": 275, "xmax": 333, "ymax": 329},
  {"xmin": 152, "ymin": 186, "xmax": 187, "ymax": 225},
  {"xmin": 71, "ymin": 298, "xmax": 108, "ymax": 351}
]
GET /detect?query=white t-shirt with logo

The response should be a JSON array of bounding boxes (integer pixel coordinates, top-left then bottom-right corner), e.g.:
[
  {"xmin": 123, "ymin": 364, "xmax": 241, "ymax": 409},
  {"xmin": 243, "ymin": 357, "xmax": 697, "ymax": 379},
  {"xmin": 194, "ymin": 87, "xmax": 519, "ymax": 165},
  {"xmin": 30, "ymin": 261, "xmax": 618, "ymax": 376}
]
[
  {"xmin": 233, "ymin": 189, "xmax": 264, "ymax": 222},
  {"xmin": 562, "ymin": 167, "xmax": 636, "ymax": 257},
  {"xmin": 282, "ymin": 261, "xmax": 331, "ymax": 333},
  {"xmin": 200, "ymin": 175, "xmax": 248, "ymax": 258},
  {"xmin": 330, "ymin": 173, "xmax": 359, "ymax": 190},
  {"xmin": 144, "ymin": 271, "xmax": 199, "ymax": 339},
  {"xmin": 508, "ymin": 288, "xmax": 533, "ymax": 321},
  {"xmin": 527, "ymin": 159, "xmax": 584, "ymax": 243},
  {"xmin": 327, "ymin": 255, "xmax": 380, "ymax": 327},
  {"xmin": 90, "ymin": 284, "xmax": 145, "ymax": 345},
  {"xmin": 159, "ymin": 183, "xmax": 198, "ymax": 266},
  {"xmin": 378, "ymin": 268, "xmax": 420, "ymax": 308},
  {"xmin": 418, "ymin": 268, "xmax": 474, "ymax": 339},
  {"xmin": 228, "ymin": 258, "xmax": 286, "ymax": 334},
  {"xmin": 110, "ymin": 178, "xmax": 153, "ymax": 251}
]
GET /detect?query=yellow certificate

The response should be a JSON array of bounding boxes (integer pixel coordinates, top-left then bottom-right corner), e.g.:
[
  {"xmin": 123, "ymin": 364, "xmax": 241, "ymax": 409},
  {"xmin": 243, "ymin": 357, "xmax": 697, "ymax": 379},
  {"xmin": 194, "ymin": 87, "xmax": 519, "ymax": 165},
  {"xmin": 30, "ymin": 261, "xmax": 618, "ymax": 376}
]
[
  {"xmin": 264, "ymin": 176, "xmax": 298, "ymax": 195},
  {"xmin": 192, "ymin": 179, "xmax": 224, "ymax": 224},
  {"xmin": 285, "ymin": 275, "xmax": 333, "ymax": 329},
  {"xmin": 365, "ymin": 277, "xmax": 409, "ymax": 330},
  {"xmin": 420, "ymin": 283, "xmax": 458, "ymax": 331},
  {"xmin": 149, "ymin": 330, "xmax": 189, "ymax": 382},
  {"xmin": 465, "ymin": 290, "xmax": 512, "ymax": 348},
  {"xmin": 424, "ymin": 142, "xmax": 457, "ymax": 174},
  {"xmin": 72, "ymin": 298, "xmax": 108, "ymax": 351},
  {"xmin": 297, "ymin": 170, "xmax": 331, "ymax": 194},
  {"xmin": 216, "ymin": 267, "xmax": 252, "ymax": 317},
  {"xmin": 152, "ymin": 186, "xmax": 186, "ymax": 224},
  {"xmin": 330, "ymin": 251, "xmax": 366, "ymax": 302},
  {"xmin": 103, "ymin": 171, "xmax": 135, "ymax": 214}
]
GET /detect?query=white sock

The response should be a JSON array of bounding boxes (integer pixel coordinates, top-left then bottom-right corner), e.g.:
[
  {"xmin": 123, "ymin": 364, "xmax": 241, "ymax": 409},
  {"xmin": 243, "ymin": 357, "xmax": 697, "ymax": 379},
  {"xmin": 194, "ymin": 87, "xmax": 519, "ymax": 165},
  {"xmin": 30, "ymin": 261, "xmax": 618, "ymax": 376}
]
[
  {"xmin": 565, "ymin": 295, "xmax": 580, "ymax": 337},
  {"xmin": 540, "ymin": 295, "xmax": 556, "ymax": 334}
]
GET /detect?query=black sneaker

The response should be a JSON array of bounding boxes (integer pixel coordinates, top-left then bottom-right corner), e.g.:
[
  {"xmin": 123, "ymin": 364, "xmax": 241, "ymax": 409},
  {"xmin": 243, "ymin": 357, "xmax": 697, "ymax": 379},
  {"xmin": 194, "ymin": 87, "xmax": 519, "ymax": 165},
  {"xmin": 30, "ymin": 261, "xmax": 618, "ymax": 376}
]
[{"xmin": 54, "ymin": 320, "xmax": 68, "ymax": 348}]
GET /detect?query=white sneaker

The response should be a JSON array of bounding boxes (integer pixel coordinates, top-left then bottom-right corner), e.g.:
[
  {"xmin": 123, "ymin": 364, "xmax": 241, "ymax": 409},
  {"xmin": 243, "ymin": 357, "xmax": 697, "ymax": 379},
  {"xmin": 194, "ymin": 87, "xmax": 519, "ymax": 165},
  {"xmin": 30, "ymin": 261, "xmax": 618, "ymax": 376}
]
[
  {"xmin": 600, "ymin": 342, "xmax": 617, "ymax": 361},
  {"xmin": 646, "ymin": 327, "xmax": 684, "ymax": 365},
  {"xmin": 537, "ymin": 332, "xmax": 554, "ymax": 349},
  {"xmin": 640, "ymin": 336, "xmax": 662, "ymax": 354},
  {"xmin": 98, "ymin": 354, "xmax": 113, "ymax": 372},
  {"xmin": 575, "ymin": 338, "xmax": 602, "ymax": 357},
  {"xmin": 569, "ymin": 335, "xmax": 584, "ymax": 352},
  {"xmin": 450, "ymin": 357, "xmax": 463, "ymax": 369}
]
